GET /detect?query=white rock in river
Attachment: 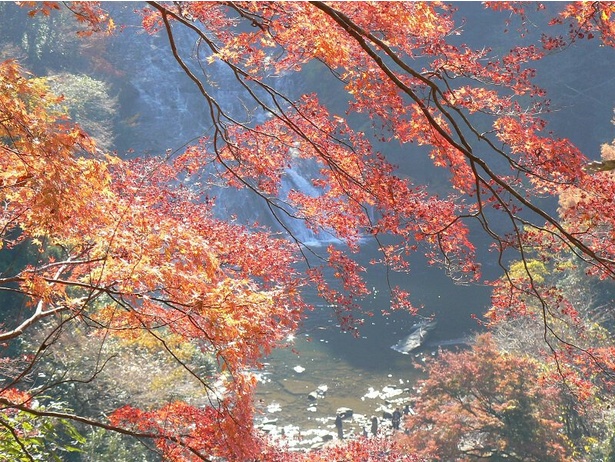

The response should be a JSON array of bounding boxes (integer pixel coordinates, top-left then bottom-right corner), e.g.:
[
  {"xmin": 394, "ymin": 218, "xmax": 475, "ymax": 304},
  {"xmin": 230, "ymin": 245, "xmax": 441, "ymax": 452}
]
[
  {"xmin": 267, "ymin": 402, "xmax": 282, "ymax": 413},
  {"xmin": 260, "ymin": 424, "xmax": 278, "ymax": 433},
  {"xmin": 362, "ymin": 387, "xmax": 380, "ymax": 400},
  {"xmin": 293, "ymin": 365, "xmax": 306, "ymax": 373},
  {"xmin": 391, "ymin": 319, "xmax": 437, "ymax": 354},
  {"xmin": 381, "ymin": 386, "xmax": 404, "ymax": 399}
]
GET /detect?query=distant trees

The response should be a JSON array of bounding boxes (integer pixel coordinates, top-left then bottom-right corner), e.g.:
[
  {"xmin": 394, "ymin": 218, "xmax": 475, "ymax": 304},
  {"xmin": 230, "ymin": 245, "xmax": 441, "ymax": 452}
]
[
  {"xmin": 43, "ymin": 73, "xmax": 117, "ymax": 151},
  {"xmin": 0, "ymin": 2, "xmax": 93, "ymax": 73}
]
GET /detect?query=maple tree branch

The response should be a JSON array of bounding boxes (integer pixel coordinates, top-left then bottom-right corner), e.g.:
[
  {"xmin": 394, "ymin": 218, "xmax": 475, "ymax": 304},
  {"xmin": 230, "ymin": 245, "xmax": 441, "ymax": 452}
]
[
  {"xmin": 311, "ymin": 2, "xmax": 615, "ymax": 276},
  {"xmin": 21, "ymin": 320, "xmax": 125, "ymax": 405},
  {"xmin": 0, "ymin": 303, "xmax": 67, "ymax": 342},
  {"xmin": 131, "ymin": 309, "xmax": 224, "ymax": 405},
  {"xmin": 148, "ymin": 2, "xmax": 379, "ymax": 293},
  {"xmin": 152, "ymin": 0, "xmax": 380, "ymax": 196},
  {"xmin": 147, "ymin": 2, "xmax": 238, "ymax": 139},
  {"xmin": 1, "ymin": 311, "xmax": 85, "ymax": 393},
  {"xmin": 152, "ymin": 2, "xmax": 380, "ymax": 189},
  {"xmin": 0, "ymin": 256, "xmax": 89, "ymax": 341},
  {"xmin": 152, "ymin": 7, "xmax": 397, "ymax": 288},
  {"xmin": 0, "ymin": 398, "xmax": 212, "ymax": 462},
  {"xmin": 23, "ymin": 256, "xmax": 104, "ymax": 275}
]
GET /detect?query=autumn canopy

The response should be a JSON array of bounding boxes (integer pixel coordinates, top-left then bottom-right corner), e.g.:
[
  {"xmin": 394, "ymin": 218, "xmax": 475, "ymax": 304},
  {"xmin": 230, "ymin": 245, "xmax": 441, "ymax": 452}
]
[{"xmin": 3, "ymin": 1, "xmax": 615, "ymax": 460}]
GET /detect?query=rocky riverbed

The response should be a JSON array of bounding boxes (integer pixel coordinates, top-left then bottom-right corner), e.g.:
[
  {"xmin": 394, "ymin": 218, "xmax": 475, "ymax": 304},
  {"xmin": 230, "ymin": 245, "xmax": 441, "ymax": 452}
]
[
  {"xmin": 256, "ymin": 384, "xmax": 414, "ymax": 450},
  {"xmin": 253, "ymin": 333, "xmax": 432, "ymax": 451}
]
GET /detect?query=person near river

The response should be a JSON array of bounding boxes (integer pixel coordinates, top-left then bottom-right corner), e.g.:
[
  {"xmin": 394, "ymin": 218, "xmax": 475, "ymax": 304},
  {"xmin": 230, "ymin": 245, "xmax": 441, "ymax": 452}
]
[
  {"xmin": 335, "ymin": 413, "xmax": 343, "ymax": 439},
  {"xmin": 371, "ymin": 416, "xmax": 378, "ymax": 436},
  {"xmin": 392, "ymin": 408, "xmax": 402, "ymax": 430}
]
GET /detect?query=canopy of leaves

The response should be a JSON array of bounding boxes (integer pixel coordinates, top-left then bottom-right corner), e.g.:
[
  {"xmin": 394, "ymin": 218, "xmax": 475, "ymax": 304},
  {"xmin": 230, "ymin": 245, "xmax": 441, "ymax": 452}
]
[
  {"xmin": 3, "ymin": 1, "xmax": 615, "ymax": 460},
  {"xmin": 0, "ymin": 58, "xmax": 303, "ymax": 459}
]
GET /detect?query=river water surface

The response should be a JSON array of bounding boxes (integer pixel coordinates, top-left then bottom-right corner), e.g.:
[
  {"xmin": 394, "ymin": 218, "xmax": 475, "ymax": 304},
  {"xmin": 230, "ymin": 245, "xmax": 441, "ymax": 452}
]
[{"xmin": 253, "ymin": 243, "xmax": 492, "ymax": 448}]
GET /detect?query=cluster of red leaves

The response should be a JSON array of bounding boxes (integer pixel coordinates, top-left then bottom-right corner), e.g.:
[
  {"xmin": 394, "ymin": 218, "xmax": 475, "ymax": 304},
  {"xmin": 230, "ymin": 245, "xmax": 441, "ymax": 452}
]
[
  {"xmin": 110, "ymin": 384, "xmax": 258, "ymax": 461},
  {"xmin": 0, "ymin": 389, "xmax": 31, "ymax": 410},
  {"xmin": 0, "ymin": 60, "xmax": 104, "ymax": 243},
  {"xmin": 555, "ymin": 2, "xmax": 615, "ymax": 46},
  {"xmin": 400, "ymin": 334, "xmax": 575, "ymax": 462},
  {"xmin": 8, "ymin": 1, "xmax": 615, "ymax": 459},
  {"xmin": 558, "ymin": 169, "xmax": 615, "ymax": 279},
  {"xmin": 0, "ymin": 58, "xmax": 305, "ymax": 459}
]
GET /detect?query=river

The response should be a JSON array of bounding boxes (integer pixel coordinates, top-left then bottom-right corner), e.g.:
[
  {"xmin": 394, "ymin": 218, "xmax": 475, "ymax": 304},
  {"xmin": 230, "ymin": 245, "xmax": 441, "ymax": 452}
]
[{"xmin": 252, "ymin": 243, "xmax": 492, "ymax": 448}]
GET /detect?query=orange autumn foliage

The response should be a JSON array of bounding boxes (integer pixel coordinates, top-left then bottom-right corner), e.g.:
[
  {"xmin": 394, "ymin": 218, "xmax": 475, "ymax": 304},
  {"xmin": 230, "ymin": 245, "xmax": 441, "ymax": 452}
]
[
  {"xmin": 4, "ymin": 1, "xmax": 615, "ymax": 460},
  {"xmin": 0, "ymin": 59, "xmax": 303, "ymax": 458},
  {"xmin": 400, "ymin": 334, "xmax": 574, "ymax": 462}
]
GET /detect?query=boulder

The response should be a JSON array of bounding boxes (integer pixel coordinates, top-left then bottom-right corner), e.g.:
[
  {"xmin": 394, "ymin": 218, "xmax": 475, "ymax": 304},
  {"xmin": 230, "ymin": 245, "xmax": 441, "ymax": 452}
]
[
  {"xmin": 308, "ymin": 384, "xmax": 328, "ymax": 401},
  {"xmin": 391, "ymin": 319, "xmax": 437, "ymax": 354},
  {"xmin": 336, "ymin": 407, "xmax": 353, "ymax": 419}
]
